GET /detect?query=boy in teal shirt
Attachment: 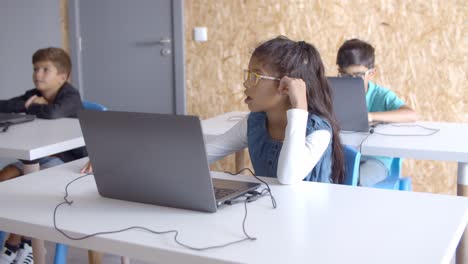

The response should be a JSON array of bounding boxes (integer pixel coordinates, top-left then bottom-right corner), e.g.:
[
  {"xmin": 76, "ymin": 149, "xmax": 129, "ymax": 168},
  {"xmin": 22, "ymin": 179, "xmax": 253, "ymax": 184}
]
[{"xmin": 336, "ymin": 39, "xmax": 418, "ymax": 186}]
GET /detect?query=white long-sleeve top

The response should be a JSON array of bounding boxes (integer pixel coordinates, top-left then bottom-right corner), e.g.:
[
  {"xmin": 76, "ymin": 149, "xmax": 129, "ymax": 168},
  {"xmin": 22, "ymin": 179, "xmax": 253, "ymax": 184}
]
[{"xmin": 206, "ymin": 109, "xmax": 331, "ymax": 184}]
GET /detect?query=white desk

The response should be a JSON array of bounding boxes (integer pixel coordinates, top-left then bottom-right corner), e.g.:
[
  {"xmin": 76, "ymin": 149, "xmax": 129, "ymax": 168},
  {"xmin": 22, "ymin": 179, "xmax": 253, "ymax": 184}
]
[
  {"xmin": 0, "ymin": 118, "xmax": 85, "ymax": 264},
  {"xmin": 202, "ymin": 111, "xmax": 468, "ymax": 262},
  {"xmin": 201, "ymin": 111, "xmax": 249, "ymax": 171},
  {"xmin": 0, "ymin": 118, "xmax": 84, "ymax": 160},
  {"xmin": 0, "ymin": 158, "xmax": 466, "ymax": 264},
  {"xmin": 202, "ymin": 112, "xmax": 468, "ymax": 190},
  {"xmin": 339, "ymin": 122, "xmax": 468, "ymax": 162}
]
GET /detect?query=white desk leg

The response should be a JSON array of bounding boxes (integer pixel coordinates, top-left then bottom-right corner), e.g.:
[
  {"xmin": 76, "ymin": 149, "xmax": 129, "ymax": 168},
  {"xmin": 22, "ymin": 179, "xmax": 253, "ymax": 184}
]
[
  {"xmin": 23, "ymin": 163, "xmax": 46, "ymax": 264},
  {"xmin": 456, "ymin": 162, "xmax": 468, "ymax": 264},
  {"xmin": 121, "ymin": 256, "xmax": 130, "ymax": 264},
  {"xmin": 88, "ymin": 250, "xmax": 102, "ymax": 264}
]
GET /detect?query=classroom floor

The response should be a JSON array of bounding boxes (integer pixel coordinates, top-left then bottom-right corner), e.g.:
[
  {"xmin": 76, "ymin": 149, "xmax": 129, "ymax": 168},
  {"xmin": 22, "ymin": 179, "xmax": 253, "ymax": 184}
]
[{"xmin": 44, "ymin": 241, "xmax": 154, "ymax": 264}]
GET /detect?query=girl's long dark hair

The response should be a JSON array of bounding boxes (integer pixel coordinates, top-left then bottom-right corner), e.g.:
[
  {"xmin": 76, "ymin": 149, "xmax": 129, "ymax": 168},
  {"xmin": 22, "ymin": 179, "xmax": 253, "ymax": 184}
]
[{"xmin": 252, "ymin": 36, "xmax": 345, "ymax": 184}]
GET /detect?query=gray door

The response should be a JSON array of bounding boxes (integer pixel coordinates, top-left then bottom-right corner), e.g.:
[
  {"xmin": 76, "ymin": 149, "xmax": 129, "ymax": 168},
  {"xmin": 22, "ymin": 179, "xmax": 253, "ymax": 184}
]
[
  {"xmin": 0, "ymin": 0, "xmax": 61, "ymax": 99},
  {"xmin": 69, "ymin": 0, "xmax": 185, "ymax": 114}
]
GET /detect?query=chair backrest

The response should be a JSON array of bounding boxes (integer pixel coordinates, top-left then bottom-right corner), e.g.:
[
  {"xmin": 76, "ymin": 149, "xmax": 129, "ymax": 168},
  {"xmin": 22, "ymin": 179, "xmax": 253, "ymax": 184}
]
[
  {"xmin": 390, "ymin": 157, "xmax": 402, "ymax": 178},
  {"xmin": 82, "ymin": 100, "xmax": 108, "ymax": 111},
  {"xmin": 0, "ymin": 231, "xmax": 5, "ymax": 247},
  {"xmin": 343, "ymin": 145, "xmax": 360, "ymax": 186},
  {"xmin": 390, "ymin": 157, "xmax": 413, "ymax": 190}
]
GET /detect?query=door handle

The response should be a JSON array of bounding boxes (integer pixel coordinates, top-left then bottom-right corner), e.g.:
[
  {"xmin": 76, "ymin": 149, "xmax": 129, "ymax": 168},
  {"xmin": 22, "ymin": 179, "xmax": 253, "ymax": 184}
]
[
  {"xmin": 157, "ymin": 38, "xmax": 171, "ymax": 44},
  {"xmin": 135, "ymin": 38, "xmax": 171, "ymax": 47}
]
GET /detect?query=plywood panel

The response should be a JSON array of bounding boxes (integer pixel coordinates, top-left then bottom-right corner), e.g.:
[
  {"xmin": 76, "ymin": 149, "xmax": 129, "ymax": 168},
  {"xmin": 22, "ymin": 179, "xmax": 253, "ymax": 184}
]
[
  {"xmin": 60, "ymin": 0, "xmax": 69, "ymax": 53},
  {"xmin": 185, "ymin": 0, "xmax": 467, "ymax": 194}
]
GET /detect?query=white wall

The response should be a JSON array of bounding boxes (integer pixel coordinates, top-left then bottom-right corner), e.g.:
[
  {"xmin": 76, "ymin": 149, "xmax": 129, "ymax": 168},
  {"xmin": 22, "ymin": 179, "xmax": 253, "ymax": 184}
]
[{"xmin": 0, "ymin": 0, "xmax": 61, "ymax": 98}]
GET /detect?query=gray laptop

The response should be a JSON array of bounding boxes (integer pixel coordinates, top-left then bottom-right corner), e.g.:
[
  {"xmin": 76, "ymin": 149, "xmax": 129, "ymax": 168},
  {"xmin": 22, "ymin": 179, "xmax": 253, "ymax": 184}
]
[
  {"xmin": 0, "ymin": 113, "xmax": 35, "ymax": 126},
  {"xmin": 78, "ymin": 110, "xmax": 260, "ymax": 213},
  {"xmin": 328, "ymin": 77, "xmax": 370, "ymax": 132}
]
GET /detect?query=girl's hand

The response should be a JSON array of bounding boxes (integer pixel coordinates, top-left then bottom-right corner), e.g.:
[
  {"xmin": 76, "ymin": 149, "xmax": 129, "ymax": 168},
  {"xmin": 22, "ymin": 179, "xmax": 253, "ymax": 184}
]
[
  {"xmin": 277, "ymin": 76, "xmax": 308, "ymax": 111},
  {"xmin": 80, "ymin": 161, "xmax": 93, "ymax": 174}
]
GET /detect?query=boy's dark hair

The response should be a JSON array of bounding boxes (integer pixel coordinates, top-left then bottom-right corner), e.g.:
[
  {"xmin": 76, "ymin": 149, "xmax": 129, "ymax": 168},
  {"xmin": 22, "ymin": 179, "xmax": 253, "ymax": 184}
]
[
  {"xmin": 32, "ymin": 47, "xmax": 71, "ymax": 78},
  {"xmin": 336, "ymin": 39, "xmax": 375, "ymax": 69},
  {"xmin": 252, "ymin": 36, "xmax": 345, "ymax": 184}
]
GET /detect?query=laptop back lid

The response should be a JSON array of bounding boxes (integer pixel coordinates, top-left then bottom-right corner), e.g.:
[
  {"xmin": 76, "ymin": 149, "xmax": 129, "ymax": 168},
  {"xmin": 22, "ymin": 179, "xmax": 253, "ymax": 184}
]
[
  {"xmin": 78, "ymin": 110, "xmax": 218, "ymax": 212},
  {"xmin": 328, "ymin": 77, "xmax": 370, "ymax": 132}
]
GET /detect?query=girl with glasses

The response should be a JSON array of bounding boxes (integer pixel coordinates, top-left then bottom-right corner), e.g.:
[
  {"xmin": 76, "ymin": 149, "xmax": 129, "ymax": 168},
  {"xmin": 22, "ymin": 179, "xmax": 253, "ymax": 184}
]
[
  {"xmin": 82, "ymin": 36, "xmax": 345, "ymax": 185},
  {"xmin": 206, "ymin": 36, "xmax": 345, "ymax": 184}
]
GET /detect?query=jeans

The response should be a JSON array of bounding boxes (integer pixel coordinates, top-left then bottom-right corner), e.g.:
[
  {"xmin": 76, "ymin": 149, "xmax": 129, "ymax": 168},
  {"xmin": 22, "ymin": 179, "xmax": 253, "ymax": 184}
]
[{"xmin": 359, "ymin": 158, "xmax": 389, "ymax": 187}]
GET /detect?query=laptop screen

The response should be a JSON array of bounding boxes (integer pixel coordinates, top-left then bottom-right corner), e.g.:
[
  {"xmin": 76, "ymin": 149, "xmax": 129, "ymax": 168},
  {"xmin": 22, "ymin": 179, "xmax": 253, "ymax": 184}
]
[{"xmin": 328, "ymin": 77, "xmax": 370, "ymax": 132}]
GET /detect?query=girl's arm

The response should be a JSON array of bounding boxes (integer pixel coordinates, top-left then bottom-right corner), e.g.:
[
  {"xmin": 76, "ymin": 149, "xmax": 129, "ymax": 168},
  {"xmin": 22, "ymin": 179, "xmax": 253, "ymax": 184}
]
[
  {"xmin": 205, "ymin": 115, "xmax": 249, "ymax": 163},
  {"xmin": 277, "ymin": 109, "xmax": 331, "ymax": 184}
]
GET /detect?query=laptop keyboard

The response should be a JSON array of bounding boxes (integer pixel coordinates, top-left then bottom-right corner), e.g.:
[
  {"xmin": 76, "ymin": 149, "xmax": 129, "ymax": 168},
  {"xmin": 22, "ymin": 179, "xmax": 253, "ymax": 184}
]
[{"xmin": 214, "ymin": 187, "xmax": 237, "ymax": 200}]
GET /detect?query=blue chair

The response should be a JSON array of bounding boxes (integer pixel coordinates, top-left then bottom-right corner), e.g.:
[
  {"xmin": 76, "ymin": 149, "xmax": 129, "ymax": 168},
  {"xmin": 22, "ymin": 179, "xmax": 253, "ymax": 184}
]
[
  {"xmin": 342, "ymin": 145, "xmax": 360, "ymax": 186},
  {"xmin": 53, "ymin": 244, "xmax": 68, "ymax": 264},
  {"xmin": 373, "ymin": 157, "xmax": 412, "ymax": 191},
  {"xmin": 0, "ymin": 231, "xmax": 5, "ymax": 247},
  {"xmin": 82, "ymin": 100, "xmax": 108, "ymax": 111}
]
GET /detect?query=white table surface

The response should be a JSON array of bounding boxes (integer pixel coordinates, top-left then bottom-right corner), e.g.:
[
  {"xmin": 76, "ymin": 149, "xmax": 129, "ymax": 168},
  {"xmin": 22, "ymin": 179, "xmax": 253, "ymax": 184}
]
[
  {"xmin": 0, "ymin": 118, "xmax": 84, "ymax": 160},
  {"xmin": 0, "ymin": 158, "xmax": 466, "ymax": 264},
  {"xmin": 340, "ymin": 122, "xmax": 468, "ymax": 163},
  {"xmin": 0, "ymin": 113, "xmax": 239, "ymax": 161},
  {"xmin": 201, "ymin": 112, "xmax": 468, "ymax": 163}
]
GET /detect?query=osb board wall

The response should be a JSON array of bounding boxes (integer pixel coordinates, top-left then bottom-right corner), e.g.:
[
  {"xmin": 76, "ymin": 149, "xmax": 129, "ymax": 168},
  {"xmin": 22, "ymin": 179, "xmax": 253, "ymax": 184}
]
[
  {"xmin": 185, "ymin": 0, "xmax": 468, "ymax": 194},
  {"xmin": 60, "ymin": 0, "xmax": 69, "ymax": 54}
]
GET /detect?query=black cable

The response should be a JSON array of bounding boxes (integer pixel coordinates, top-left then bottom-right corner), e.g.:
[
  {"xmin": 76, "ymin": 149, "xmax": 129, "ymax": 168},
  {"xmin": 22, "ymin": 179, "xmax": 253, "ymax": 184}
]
[
  {"xmin": 358, "ymin": 133, "xmax": 372, "ymax": 153},
  {"xmin": 224, "ymin": 168, "xmax": 277, "ymax": 208},
  {"xmin": 53, "ymin": 172, "xmax": 275, "ymax": 251},
  {"xmin": 345, "ymin": 123, "xmax": 440, "ymax": 152},
  {"xmin": 371, "ymin": 123, "xmax": 440, "ymax": 137},
  {"xmin": 0, "ymin": 122, "xmax": 11, "ymax": 133}
]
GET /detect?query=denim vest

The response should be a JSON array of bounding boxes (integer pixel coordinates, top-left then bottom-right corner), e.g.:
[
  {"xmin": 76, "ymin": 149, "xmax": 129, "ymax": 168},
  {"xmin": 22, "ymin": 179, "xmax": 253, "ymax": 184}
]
[{"xmin": 247, "ymin": 112, "xmax": 333, "ymax": 183}]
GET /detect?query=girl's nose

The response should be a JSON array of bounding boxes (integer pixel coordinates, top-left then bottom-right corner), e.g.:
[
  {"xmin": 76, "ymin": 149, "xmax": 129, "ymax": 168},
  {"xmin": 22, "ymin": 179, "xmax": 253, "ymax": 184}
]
[{"xmin": 243, "ymin": 80, "xmax": 250, "ymax": 90}]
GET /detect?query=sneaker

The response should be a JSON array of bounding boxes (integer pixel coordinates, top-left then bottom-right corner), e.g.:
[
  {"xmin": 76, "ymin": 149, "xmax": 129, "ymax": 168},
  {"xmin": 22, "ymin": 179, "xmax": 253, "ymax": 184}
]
[
  {"xmin": 0, "ymin": 247, "xmax": 17, "ymax": 264},
  {"xmin": 13, "ymin": 243, "xmax": 33, "ymax": 264}
]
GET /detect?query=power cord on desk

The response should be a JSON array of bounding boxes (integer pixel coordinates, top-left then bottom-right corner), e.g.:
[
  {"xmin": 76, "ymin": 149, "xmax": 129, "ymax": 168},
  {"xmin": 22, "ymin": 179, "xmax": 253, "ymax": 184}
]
[
  {"xmin": 338, "ymin": 131, "xmax": 373, "ymax": 153},
  {"xmin": 372, "ymin": 123, "xmax": 440, "ymax": 136},
  {"xmin": 0, "ymin": 122, "xmax": 11, "ymax": 133},
  {"xmin": 342, "ymin": 123, "xmax": 441, "ymax": 152},
  {"xmin": 53, "ymin": 171, "xmax": 276, "ymax": 251},
  {"xmin": 223, "ymin": 167, "xmax": 277, "ymax": 208}
]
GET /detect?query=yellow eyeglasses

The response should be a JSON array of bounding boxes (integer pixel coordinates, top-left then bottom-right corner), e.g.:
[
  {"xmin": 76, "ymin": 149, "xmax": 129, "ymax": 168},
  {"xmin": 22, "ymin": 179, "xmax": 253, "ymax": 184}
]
[{"xmin": 243, "ymin": 69, "xmax": 280, "ymax": 86}]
